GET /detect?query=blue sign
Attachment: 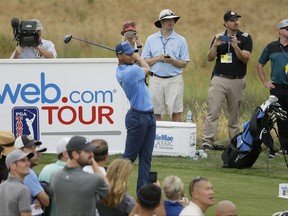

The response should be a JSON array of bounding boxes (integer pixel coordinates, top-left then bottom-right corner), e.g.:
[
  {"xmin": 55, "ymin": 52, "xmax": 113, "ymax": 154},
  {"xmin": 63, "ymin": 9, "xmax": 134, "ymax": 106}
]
[{"xmin": 12, "ymin": 106, "xmax": 40, "ymax": 140}]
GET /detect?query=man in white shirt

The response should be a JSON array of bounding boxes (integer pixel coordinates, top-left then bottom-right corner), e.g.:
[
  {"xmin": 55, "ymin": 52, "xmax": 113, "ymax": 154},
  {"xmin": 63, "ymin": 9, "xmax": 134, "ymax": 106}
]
[
  {"xmin": 10, "ymin": 19, "xmax": 57, "ymax": 59},
  {"xmin": 180, "ymin": 176, "xmax": 215, "ymax": 216}
]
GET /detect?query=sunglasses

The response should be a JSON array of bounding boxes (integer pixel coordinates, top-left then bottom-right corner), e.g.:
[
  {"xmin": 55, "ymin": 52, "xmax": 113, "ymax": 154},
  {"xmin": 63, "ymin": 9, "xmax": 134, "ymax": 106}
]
[
  {"xmin": 160, "ymin": 11, "xmax": 175, "ymax": 20},
  {"xmin": 189, "ymin": 176, "xmax": 208, "ymax": 192},
  {"xmin": 282, "ymin": 27, "xmax": 288, "ymax": 31},
  {"xmin": 123, "ymin": 22, "xmax": 136, "ymax": 29}
]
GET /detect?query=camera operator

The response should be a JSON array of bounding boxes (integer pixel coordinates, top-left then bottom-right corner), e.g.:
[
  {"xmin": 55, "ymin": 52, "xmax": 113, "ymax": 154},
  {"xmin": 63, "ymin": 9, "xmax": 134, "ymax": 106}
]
[
  {"xmin": 10, "ymin": 19, "xmax": 57, "ymax": 59},
  {"xmin": 121, "ymin": 21, "xmax": 143, "ymax": 56}
]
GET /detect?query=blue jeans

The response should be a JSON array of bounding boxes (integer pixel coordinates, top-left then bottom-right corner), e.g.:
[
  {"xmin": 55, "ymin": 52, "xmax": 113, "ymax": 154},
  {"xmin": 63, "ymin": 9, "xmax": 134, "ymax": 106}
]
[{"xmin": 122, "ymin": 109, "xmax": 156, "ymax": 191}]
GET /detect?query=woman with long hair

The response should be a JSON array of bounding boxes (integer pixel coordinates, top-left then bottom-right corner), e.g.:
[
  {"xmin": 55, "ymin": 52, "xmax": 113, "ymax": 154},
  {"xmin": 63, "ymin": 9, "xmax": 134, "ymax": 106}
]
[{"xmin": 97, "ymin": 158, "xmax": 135, "ymax": 216}]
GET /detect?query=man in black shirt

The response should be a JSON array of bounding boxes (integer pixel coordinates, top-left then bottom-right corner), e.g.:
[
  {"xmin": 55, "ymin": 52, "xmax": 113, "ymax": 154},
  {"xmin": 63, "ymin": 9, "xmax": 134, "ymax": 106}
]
[{"xmin": 202, "ymin": 11, "xmax": 253, "ymax": 150}]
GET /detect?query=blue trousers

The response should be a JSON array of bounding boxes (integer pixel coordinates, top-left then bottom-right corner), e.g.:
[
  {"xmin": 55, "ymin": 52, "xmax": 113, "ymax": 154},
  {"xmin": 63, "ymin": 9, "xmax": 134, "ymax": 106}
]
[{"xmin": 122, "ymin": 109, "xmax": 156, "ymax": 191}]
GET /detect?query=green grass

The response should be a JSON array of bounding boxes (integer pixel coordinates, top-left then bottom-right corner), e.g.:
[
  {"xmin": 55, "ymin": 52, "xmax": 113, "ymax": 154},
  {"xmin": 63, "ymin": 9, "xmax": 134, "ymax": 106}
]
[{"xmin": 34, "ymin": 151, "xmax": 288, "ymax": 216}]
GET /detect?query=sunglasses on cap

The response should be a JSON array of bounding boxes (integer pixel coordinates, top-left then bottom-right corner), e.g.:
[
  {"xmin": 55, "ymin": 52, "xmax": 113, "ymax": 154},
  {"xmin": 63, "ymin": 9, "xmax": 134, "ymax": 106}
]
[
  {"xmin": 160, "ymin": 11, "xmax": 175, "ymax": 19},
  {"xmin": 189, "ymin": 176, "xmax": 208, "ymax": 192}
]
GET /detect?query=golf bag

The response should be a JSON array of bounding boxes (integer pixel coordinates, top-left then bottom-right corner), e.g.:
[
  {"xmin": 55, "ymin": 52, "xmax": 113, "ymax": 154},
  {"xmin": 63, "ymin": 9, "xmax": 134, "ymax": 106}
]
[{"xmin": 222, "ymin": 96, "xmax": 287, "ymax": 169}]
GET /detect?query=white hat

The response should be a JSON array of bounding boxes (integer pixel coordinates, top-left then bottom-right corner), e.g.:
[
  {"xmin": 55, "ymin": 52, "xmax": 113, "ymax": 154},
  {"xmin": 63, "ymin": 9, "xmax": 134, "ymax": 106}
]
[
  {"xmin": 277, "ymin": 19, "xmax": 288, "ymax": 29},
  {"xmin": 56, "ymin": 138, "xmax": 70, "ymax": 154},
  {"xmin": 31, "ymin": 19, "xmax": 44, "ymax": 31},
  {"xmin": 154, "ymin": 9, "xmax": 180, "ymax": 28}
]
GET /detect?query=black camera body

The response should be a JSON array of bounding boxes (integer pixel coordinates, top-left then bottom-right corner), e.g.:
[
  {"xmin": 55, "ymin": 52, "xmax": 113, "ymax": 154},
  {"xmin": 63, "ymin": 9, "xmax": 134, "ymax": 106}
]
[{"xmin": 11, "ymin": 18, "xmax": 40, "ymax": 47}]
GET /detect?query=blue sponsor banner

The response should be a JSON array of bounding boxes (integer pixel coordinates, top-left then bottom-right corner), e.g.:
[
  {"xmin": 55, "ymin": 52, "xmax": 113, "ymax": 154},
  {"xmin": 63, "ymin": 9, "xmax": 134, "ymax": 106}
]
[{"xmin": 12, "ymin": 106, "xmax": 40, "ymax": 140}]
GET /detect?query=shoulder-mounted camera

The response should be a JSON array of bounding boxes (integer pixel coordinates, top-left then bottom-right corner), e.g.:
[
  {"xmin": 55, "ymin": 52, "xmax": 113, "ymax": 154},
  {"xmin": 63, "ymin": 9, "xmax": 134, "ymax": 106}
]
[{"xmin": 11, "ymin": 17, "xmax": 40, "ymax": 47}]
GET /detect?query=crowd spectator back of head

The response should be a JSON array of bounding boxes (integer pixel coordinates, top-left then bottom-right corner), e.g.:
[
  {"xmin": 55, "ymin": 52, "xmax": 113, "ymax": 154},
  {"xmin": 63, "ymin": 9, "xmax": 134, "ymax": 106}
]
[
  {"xmin": 92, "ymin": 139, "xmax": 108, "ymax": 163},
  {"xmin": 136, "ymin": 183, "xmax": 162, "ymax": 215},
  {"xmin": 83, "ymin": 138, "xmax": 109, "ymax": 175},
  {"xmin": 215, "ymin": 200, "xmax": 237, "ymax": 216},
  {"xmin": 163, "ymin": 175, "xmax": 188, "ymax": 216},
  {"xmin": 97, "ymin": 158, "xmax": 134, "ymax": 216}
]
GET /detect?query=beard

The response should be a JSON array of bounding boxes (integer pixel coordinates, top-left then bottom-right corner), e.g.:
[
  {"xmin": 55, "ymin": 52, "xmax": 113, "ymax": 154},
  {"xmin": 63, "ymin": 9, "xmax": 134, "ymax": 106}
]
[{"xmin": 77, "ymin": 155, "xmax": 92, "ymax": 167}]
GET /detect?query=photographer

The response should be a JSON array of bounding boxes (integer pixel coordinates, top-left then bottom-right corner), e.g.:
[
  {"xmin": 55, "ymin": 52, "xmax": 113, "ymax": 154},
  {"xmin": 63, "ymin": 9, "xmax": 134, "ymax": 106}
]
[
  {"xmin": 10, "ymin": 19, "xmax": 57, "ymax": 59},
  {"xmin": 121, "ymin": 21, "xmax": 143, "ymax": 56},
  {"xmin": 202, "ymin": 11, "xmax": 253, "ymax": 151}
]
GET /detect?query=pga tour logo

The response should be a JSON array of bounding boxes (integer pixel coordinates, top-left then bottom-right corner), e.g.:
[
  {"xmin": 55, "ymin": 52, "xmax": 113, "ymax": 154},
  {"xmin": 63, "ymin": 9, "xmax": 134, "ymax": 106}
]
[{"xmin": 12, "ymin": 106, "xmax": 39, "ymax": 140}]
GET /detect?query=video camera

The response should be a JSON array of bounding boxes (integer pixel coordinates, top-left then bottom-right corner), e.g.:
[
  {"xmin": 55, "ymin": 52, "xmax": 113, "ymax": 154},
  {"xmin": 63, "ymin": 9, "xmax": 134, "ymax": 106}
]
[{"xmin": 11, "ymin": 17, "xmax": 40, "ymax": 47}]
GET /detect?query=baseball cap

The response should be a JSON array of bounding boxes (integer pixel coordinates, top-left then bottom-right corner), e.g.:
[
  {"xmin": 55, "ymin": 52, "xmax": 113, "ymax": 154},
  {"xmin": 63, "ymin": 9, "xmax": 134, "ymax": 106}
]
[
  {"xmin": 31, "ymin": 19, "xmax": 43, "ymax": 31},
  {"xmin": 37, "ymin": 148, "xmax": 47, "ymax": 153},
  {"xmin": 277, "ymin": 19, "xmax": 288, "ymax": 29},
  {"xmin": 115, "ymin": 42, "xmax": 135, "ymax": 55},
  {"xmin": 56, "ymin": 137, "xmax": 70, "ymax": 154},
  {"xmin": 66, "ymin": 136, "xmax": 95, "ymax": 152},
  {"xmin": 5, "ymin": 149, "xmax": 34, "ymax": 169},
  {"xmin": 154, "ymin": 9, "xmax": 180, "ymax": 28},
  {"xmin": 121, "ymin": 21, "xmax": 137, "ymax": 36},
  {"xmin": 0, "ymin": 130, "xmax": 15, "ymax": 157},
  {"xmin": 224, "ymin": 11, "xmax": 241, "ymax": 22},
  {"xmin": 14, "ymin": 135, "xmax": 42, "ymax": 149}
]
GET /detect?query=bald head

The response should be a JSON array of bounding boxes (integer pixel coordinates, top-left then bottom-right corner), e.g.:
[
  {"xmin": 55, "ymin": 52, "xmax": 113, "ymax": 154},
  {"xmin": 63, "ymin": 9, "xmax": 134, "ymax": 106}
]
[{"xmin": 215, "ymin": 200, "xmax": 237, "ymax": 216}]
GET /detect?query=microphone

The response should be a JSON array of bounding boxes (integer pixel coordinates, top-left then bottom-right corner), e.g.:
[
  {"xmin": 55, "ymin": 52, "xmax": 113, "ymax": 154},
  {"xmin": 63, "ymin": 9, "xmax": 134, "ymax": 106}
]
[{"xmin": 11, "ymin": 17, "xmax": 20, "ymax": 29}]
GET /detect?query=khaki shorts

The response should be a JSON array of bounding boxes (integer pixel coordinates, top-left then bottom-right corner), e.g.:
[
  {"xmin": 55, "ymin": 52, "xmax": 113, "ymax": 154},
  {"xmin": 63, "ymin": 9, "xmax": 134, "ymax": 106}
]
[{"xmin": 149, "ymin": 74, "xmax": 183, "ymax": 115}]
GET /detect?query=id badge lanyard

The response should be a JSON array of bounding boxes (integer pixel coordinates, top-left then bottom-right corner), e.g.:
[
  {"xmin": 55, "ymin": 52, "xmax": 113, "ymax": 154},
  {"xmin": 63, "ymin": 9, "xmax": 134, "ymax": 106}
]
[
  {"xmin": 161, "ymin": 37, "xmax": 170, "ymax": 55},
  {"xmin": 280, "ymin": 45, "xmax": 288, "ymax": 74},
  {"xmin": 221, "ymin": 42, "xmax": 232, "ymax": 63}
]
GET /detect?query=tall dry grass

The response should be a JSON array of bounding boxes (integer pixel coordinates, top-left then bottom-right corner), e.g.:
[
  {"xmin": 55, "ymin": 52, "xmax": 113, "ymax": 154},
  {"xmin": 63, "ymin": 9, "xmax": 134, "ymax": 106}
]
[{"xmin": 0, "ymin": 0, "xmax": 285, "ymax": 144}]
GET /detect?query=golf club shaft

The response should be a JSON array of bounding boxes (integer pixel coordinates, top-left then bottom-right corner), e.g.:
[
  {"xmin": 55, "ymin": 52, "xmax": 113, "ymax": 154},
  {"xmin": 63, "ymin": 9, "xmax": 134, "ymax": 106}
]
[
  {"xmin": 72, "ymin": 36, "xmax": 115, "ymax": 52},
  {"xmin": 24, "ymin": 109, "xmax": 34, "ymax": 115}
]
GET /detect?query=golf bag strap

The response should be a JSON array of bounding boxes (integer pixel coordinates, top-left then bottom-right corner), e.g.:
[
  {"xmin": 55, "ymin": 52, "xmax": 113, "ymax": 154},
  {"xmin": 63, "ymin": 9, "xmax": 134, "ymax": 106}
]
[{"xmin": 249, "ymin": 106, "xmax": 261, "ymax": 138}]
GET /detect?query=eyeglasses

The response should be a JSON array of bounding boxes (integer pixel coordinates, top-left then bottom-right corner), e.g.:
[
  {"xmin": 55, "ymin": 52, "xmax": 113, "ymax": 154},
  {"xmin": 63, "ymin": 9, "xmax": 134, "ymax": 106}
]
[
  {"xmin": 160, "ymin": 11, "xmax": 175, "ymax": 20},
  {"xmin": 123, "ymin": 22, "xmax": 136, "ymax": 30}
]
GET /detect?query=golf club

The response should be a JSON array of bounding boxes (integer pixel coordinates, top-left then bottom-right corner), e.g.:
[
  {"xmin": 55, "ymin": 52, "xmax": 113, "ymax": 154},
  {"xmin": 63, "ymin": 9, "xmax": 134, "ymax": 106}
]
[
  {"xmin": 24, "ymin": 109, "xmax": 35, "ymax": 115},
  {"xmin": 63, "ymin": 34, "xmax": 115, "ymax": 52}
]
